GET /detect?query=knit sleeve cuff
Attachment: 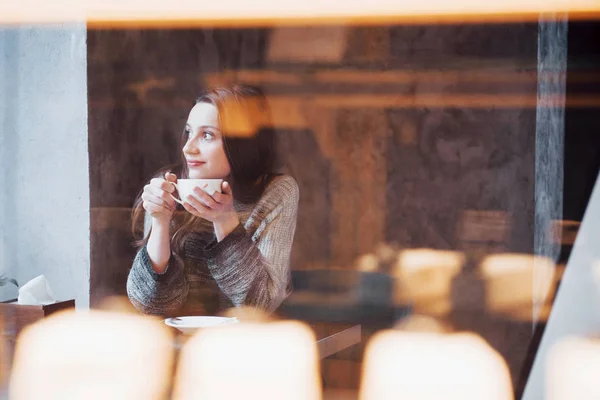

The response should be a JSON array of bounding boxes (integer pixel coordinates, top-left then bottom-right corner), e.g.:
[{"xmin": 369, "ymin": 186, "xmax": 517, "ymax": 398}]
[{"xmin": 135, "ymin": 245, "xmax": 180, "ymax": 283}]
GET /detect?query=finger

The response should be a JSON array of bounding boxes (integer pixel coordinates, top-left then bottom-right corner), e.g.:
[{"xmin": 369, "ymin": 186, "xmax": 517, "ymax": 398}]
[
  {"xmin": 183, "ymin": 200, "xmax": 210, "ymax": 219},
  {"xmin": 211, "ymin": 190, "xmax": 225, "ymax": 204},
  {"xmin": 182, "ymin": 202, "xmax": 197, "ymax": 215},
  {"xmin": 185, "ymin": 194, "xmax": 211, "ymax": 214},
  {"xmin": 149, "ymin": 178, "xmax": 176, "ymax": 193},
  {"xmin": 142, "ymin": 193, "xmax": 172, "ymax": 210},
  {"xmin": 211, "ymin": 181, "xmax": 232, "ymax": 204},
  {"xmin": 193, "ymin": 187, "xmax": 219, "ymax": 209},
  {"xmin": 221, "ymin": 181, "xmax": 233, "ymax": 196},
  {"xmin": 162, "ymin": 180, "xmax": 176, "ymax": 193},
  {"xmin": 143, "ymin": 201, "xmax": 169, "ymax": 216},
  {"xmin": 146, "ymin": 185, "xmax": 175, "ymax": 201},
  {"xmin": 211, "ymin": 188, "xmax": 232, "ymax": 205},
  {"xmin": 165, "ymin": 172, "xmax": 178, "ymax": 183},
  {"xmin": 142, "ymin": 192, "xmax": 171, "ymax": 211},
  {"xmin": 165, "ymin": 194, "xmax": 177, "ymax": 210}
]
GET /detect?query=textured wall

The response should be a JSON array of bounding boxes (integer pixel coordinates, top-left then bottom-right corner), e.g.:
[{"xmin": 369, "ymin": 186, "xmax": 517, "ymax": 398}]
[
  {"xmin": 0, "ymin": 29, "xmax": 17, "ymax": 299},
  {"xmin": 534, "ymin": 15, "xmax": 567, "ymax": 322},
  {"xmin": 0, "ymin": 25, "xmax": 89, "ymax": 307}
]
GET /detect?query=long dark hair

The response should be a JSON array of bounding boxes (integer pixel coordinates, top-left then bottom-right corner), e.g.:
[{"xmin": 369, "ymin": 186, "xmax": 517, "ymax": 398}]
[{"xmin": 131, "ymin": 84, "xmax": 280, "ymax": 255}]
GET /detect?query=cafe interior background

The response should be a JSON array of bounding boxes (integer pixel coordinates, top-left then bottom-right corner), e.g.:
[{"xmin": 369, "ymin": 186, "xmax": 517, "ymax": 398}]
[{"xmin": 1, "ymin": 3, "xmax": 600, "ymax": 399}]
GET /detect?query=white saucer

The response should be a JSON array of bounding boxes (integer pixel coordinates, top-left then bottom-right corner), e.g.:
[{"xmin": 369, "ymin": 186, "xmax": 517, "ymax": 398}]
[{"xmin": 164, "ymin": 316, "xmax": 239, "ymax": 334}]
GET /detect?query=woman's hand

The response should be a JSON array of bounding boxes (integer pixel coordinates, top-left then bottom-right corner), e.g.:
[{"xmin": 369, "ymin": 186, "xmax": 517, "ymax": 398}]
[
  {"xmin": 182, "ymin": 181, "xmax": 240, "ymax": 241},
  {"xmin": 142, "ymin": 172, "xmax": 178, "ymax": 224}
]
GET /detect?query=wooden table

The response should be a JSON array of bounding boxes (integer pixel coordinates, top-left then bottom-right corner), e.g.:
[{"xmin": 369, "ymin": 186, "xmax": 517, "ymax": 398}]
[{"xmin": 312, "ymin": 323, "xmax": 362, "ymax": 360}]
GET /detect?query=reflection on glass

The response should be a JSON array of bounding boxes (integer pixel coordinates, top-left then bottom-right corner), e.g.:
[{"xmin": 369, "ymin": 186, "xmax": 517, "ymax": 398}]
[
  {"xmin": 360, "ymin": 331, "xmax": 513, "ymax": 400},
  {"xmin": 9, "ymin": 311, "xmax": 174, "ymax": 400},
  {"xmin": 394, "ymin": 249, "xmax": 464, "ymax": 316},
  {"xmin": 547, "ymin": 336, "xmax": 600, "ymax": 400},
  {"xmin": 480, "ymin": 253, "xmax": 555, "ymax": 322},
  {"xmin": 173, "ymin": 321, "xmax": 321, "ymax": 400}
]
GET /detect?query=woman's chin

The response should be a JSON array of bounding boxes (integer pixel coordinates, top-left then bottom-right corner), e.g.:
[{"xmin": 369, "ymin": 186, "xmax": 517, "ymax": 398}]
[{"xmin": 188, "ymin": 172, "xmax": 221, "ymax": 180}]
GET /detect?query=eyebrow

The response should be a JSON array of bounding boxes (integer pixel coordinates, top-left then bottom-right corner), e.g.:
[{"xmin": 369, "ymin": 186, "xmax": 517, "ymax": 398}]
[{"xmin": 185, "ymin": 123, "xmax": 221, "ymax": 132}]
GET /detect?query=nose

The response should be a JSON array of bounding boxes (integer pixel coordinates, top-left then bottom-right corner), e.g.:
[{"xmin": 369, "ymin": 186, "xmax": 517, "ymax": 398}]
[{"xmin": 183, "ymin": 136, "xmax": 199, "ymax": 155}]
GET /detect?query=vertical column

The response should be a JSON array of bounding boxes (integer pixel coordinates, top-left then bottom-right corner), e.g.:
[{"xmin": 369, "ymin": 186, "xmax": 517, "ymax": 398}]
[
  {"xmin": 523, "ymin": 14, "xmax": 569, "ymax": 400},
  {"xmin": 534, "ymin": 15, "xmax": 568, "ymax": 321}
]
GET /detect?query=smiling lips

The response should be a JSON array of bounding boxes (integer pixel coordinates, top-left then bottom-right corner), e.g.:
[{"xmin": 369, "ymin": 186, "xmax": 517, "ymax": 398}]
[{"xmin": 187, "ymin": 160, "xmax": 205, "ymax": 167}]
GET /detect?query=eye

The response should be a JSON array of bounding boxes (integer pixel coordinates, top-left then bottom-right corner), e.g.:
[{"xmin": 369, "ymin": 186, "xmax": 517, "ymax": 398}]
[
  {"xmin": 183, "ymin": 127, "xmax": 191, "ymax": 138},
  {"xmin": 202, "ymin": 130, "xmax": 215, "ymax": 141}
]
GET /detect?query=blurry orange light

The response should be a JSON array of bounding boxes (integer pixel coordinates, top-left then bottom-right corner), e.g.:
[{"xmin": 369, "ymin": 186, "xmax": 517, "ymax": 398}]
[
  {"xmin": 360, "ymin": 331, "xmax": 514, "ymax": 400},
  {"xmin": 480, "ymin": 253, "xmax": 555, "ymax": 321},
  {"xmin": 0, "ymin": 0, "xmax": 599, "ymax": 26},
  {"xmin": 173, "ymin": 321, "xmax": 322, "ymax": 400},
  {"xmin": 547, "ymin": 337, "xmax": 600, "ymax": 400},
  {"xmin": 10, "ymin": 310, "xmax": 174, "ymax": 400}
]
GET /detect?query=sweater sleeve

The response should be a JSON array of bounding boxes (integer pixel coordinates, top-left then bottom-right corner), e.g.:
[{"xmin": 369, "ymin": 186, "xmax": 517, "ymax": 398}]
[
  {"xmin": 126, "ymin": 213, "xmax": 189, "ymax": 316},
  {"xmin": 204, "ymin": 176, "xmax": 299, "ymax": 312}
]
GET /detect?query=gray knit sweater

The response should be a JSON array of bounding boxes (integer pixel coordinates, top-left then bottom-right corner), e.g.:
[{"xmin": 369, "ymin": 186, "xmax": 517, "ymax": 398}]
[{"xmin": 126, "ymin": 175, "xmax": 299, "ymax": 317}]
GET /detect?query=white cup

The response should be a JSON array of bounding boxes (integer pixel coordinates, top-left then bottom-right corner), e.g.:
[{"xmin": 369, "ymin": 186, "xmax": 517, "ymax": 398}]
[{"xmin": 170, "ymin": 179, "xmax": 223, "ymax": 205}]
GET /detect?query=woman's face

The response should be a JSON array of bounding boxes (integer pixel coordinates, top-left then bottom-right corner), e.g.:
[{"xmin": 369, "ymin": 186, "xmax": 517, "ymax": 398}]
[{"xmin": 183, "ymin": 102, "xmax": 231, "ymax": 179}]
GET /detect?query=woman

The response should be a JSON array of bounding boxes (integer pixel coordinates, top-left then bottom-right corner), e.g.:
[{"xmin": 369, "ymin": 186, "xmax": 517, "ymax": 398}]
[{"xmin": 126, "ymin": 85, "xmax": 299, "ymax": 317}]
